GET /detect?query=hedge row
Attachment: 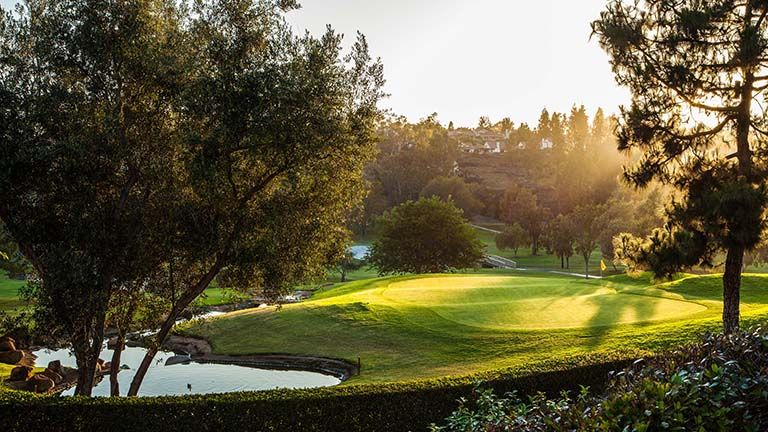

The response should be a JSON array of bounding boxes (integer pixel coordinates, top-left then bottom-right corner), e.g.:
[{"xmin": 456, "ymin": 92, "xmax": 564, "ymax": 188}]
[{"xmin": 0, "ymin": 354, "xmax": 632, "ymax": 432}]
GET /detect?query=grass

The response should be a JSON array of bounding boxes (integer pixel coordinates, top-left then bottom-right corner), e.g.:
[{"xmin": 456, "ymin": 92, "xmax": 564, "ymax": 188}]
[
  {"xmin": 183, "ymin": 270, "xmax": 768, "ymax": 385},
  {"xmin": 0, "ymin": 273, "xmax": 26, "ymax": 312}
]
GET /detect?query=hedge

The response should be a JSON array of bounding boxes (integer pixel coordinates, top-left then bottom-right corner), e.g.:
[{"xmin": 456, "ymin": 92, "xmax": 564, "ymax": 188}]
[{"xmin": 0, "ymin": 354, "xmax": 633, "ymax": 432}]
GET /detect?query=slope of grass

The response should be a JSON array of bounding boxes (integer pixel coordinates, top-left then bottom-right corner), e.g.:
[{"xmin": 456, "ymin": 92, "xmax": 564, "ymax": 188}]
[
  {"xmin": 0, "ymin": 274, "xmax": 26, "ymax": 312},
  {"xmin": 184, "ymin": 271, "xmax": 768, "ymax": 384}
]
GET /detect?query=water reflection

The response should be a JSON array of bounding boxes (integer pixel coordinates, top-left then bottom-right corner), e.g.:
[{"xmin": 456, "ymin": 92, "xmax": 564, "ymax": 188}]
[{"xmin": 33, "ymin": 345, "xmax": 341, "ymax": 397}]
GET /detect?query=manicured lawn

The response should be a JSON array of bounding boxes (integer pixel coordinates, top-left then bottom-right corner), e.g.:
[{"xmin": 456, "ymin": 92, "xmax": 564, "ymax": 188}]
[
  {"xmin": 0, "ymin": 274, "xmax": 26, "ymax": 312},
  {"xmin": 183, "ymin": 271, "xmax": 768, "ymax": 384}
]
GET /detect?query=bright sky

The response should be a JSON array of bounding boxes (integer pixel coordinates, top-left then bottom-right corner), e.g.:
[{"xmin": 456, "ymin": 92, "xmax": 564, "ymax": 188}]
[
  {"xmin": 0, "ymin": 0, "xmax": 630, "ymax": 127},
  {"xmin": 287, "ymin": 0, "xmax": 630, "ymax": 127}
]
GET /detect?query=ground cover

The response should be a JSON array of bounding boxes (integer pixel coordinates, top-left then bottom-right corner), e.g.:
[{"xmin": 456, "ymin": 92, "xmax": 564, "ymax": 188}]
[{"xmin": 0, "ymin": 274, "xmax": 26, "ymax": 312}]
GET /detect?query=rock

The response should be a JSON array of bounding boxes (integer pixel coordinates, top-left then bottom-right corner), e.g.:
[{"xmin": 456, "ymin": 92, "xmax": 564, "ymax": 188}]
[
  {"xmin": 165, "ymin": 354, "xmax": 192, "ymax": 366},
  {"xmin": 0, "ymin": 350, "xmax": 23, "ymax": 365},
  {"xmin": 40, "ymin": 369, "xmax": 63, "ymax": 385},
  {"xmin": 96, "ymin": 358, "xmax": 106, "ymax": 372},
  {"xmin": 8, "ymin": 365, "xmax": 32, "ymax": 382},
  {"xmin": 29, "ymin": 374, "xmax": 55, "ymax": 393},
  {"xmin": 47, "ymin": 360, "xmax": 63, "ymax": 375},
  {"xmin": 0, "ymin": 339, "xmax": 16, "ymax": 352}
]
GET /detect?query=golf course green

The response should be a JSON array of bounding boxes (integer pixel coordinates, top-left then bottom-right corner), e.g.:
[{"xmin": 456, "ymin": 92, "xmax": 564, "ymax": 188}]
[{"xmin": 184, "ymin": 271, "xmax": 768, "ymax": 384}]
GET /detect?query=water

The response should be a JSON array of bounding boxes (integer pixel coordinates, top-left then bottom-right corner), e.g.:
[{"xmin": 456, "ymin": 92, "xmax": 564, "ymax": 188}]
[
  {"xmin": 349, "ymin": 245, "xmax": 369, "ymax": 260},
  {"xmin": 32, "ymin": 345, "xmax": 341, "ymax": 397}
]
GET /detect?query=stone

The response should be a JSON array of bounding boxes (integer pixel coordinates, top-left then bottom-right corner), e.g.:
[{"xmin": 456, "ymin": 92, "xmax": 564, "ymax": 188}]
[
  {"xmin": 40, "ymin": 369, "xmax": 63, "ymax": 385},
  {"xmin": 8, "ymin": 365, "xmax": 32, "ymax": 382},
  {"xmin": 0, "ymin": 339, "xmax": 16, "ymax": 352},
  {"xmin": 47, "ymin": 360, "xmax": 63, "ymax": 375},
  {"xmin": 0, "ymin": 350, "xmax": 23, "ymax": 365},
  {"xmin": 29, "ymin": 374, "xmax": 55, "ymax": 393}
]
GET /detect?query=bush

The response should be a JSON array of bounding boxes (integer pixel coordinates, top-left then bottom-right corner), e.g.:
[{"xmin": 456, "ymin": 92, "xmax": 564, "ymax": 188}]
[
  {"xmin": 0, "ymin": 355, "xmax": 630, "ymax": 432},
  {"xmin": 432, "ymin": 327, "xmax": 768, "ymax": 432}
]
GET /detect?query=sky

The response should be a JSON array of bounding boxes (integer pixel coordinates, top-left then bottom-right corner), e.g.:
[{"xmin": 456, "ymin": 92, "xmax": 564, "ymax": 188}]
[
  {"xmin": 286, "ymin": 0, "xmax": 630, "ymax": 127},
  {"xmin": 0, "ymin": 0, "xmax": 631, "ymax": 127}
]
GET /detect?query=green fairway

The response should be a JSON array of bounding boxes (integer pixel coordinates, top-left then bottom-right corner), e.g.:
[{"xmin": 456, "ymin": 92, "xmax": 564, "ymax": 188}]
[
  {"xmin": 0, "ymin": 274, "xmax": 26, "ymax": 312},
  {"xmin": 184, "ymin": 271, "xmax": 768, "ymax": 384}
]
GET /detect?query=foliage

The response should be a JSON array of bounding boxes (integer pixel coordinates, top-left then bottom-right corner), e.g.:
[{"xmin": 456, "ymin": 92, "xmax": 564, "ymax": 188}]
[
  {"xmin": 0, "ymin": 0, "xmax": 383, "ymax": 396},
  {"xmin": 549, "ymin": 214, "xmax": 575, "ymax": 269},
  {"xmin": 571, "ymin": 204, "xmax": 607, "ymax": 277},
  {"xmin": 421, "ymin": 176, "xmax": 484, "ymax": 216},
  {"xmin": 499, "ymin": 185, "xmax": 550, "ymax": 256},
  {"xmin": 368, "ymin": 197, "xmax": 485, "ymax": 274},
  {"xmin": 494, "ymin": 223, "xmax": 527, "ymax": 257},
  {"xmin": 0, "ymin": 357, "xmax": 628, "ymax": 432},
  {"xmin": 433, "ymin": 327, "xmax": 768, "ymax": 431},
  {"xmin": 593, "ymin": 0, "xmax": 768, "ymax": 333},
  {"xmin": 336, "ymin": 251, "xmax": 365, "ymax": 282}
]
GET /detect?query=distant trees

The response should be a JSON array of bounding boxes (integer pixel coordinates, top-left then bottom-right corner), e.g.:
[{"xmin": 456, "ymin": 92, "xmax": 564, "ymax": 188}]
[
  {"xmin": 549, "ymin": 215, "xmax": 575, "ymax": 269},
  {"xmin": 371, "ymin": 114, "xmax": 461, "ymax": 208},
  {"xmin": 500, "ymin": 185, "xmax": 550, "ymax": 255},
  {"xmin": 337, "ymin": 252, "xmax": 365, "ymax": 283},
  {"xmin": 421, "ymin": 176, "xmax": 483, "ymax": 216},
  {"xmin": 595, "ymin": 0, "xmax": 768, "ymax": 333},
  {"xmin": 495, "ymin": 223, "xmax": 527, "ymax": 257},
  {"xmin": 572, "ymin": 205, "xmax": 607, "ymax": 278},
  {"xmin": 369, "ymin": 197, "xmax": 485, "ymax": 274}
]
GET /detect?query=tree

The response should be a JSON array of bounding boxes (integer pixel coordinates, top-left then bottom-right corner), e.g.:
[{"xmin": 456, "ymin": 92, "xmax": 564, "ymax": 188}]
[
  {"xmin": 495, "ymin": 223, "xmax": 527, "ymax": 257},
  {"xmin": 499, "ymin": 185, "xmax": 550, "ymax": 255},
  {"xmin": 0, "ymin": 0, "xmax": 384, "ymax": 396},
  {"xmin": 337, "ymin": 251, "xmax": 364, "ymax": 283},
  {"xmin": 594, "ymin": 0, "xmax": 768, "ymax": 333},
  {"xmin": 368, "ymin": 197, "xmax": 484, "ymax": 274},
  {"xmin": 550, "ymin": 214, "xmax": 576, "ymax": 269},
  {"xmin": 421, "ymin": 176, "xmax": 483, "ymax": 216},
  {"xmin": 571, "ymin": 204, "xmax": 606, "ymax": 278}
]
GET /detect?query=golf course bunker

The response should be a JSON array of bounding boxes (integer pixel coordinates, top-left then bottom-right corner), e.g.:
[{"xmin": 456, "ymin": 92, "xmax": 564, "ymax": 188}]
[{"xmin": 383, "ymin": 276, "xmax": 708, "ymax": 329}]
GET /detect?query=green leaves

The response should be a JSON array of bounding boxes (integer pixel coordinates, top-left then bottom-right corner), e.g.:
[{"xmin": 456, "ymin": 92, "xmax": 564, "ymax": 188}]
[{"xmin": 368, "ymin": 197, "xmax": 485, "ymax": 275}]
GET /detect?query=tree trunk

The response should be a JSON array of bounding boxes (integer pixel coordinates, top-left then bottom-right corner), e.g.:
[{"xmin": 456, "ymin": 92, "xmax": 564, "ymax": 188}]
[
  {"xmin": 73, "ymin": 309, "xmax": 107, "ymax": 396},
  {"xmin": 722, "ymin": 245, "xmax": 744, "ymax": 335},
  {"xmin": 109, "ymin": 333, "xmax": 125, "ymax": 396},
  {"xmin": 566, "ymin": 256, "xmax": 570, "ymax": 269},
  {"xmin": 560, "ymin": 255, "xmax": 564, "ymax": 269},
  {"xmin": 584, "ymin": 254, "xmax": 589, "ymax": 279},
  {"xmin": 128, "ymin": 263, "xmax": 221, "ymax": 396},
  {"xmin": 127, "ymin": 307, "xmax": 177, "ymax": 396}
]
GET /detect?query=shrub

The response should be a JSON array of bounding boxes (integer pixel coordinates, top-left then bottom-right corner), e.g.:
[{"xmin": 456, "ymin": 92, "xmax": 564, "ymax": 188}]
[
  {"xmin": 0, "ymin": 355, "xmax": 629, "ymax": 432},
  {"xmin": 432, "ymin": 327, "xmax": 768, "ymax": 431}
]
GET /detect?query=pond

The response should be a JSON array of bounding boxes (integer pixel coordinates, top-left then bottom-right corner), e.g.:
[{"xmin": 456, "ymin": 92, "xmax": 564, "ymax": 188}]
[
  {"xmin": 348, "ymin": 245, "xmax": 369, "ymax": 260},
  {"xmin": 32, "ymin": 345, "xmax": 341, "ymax": 397}
]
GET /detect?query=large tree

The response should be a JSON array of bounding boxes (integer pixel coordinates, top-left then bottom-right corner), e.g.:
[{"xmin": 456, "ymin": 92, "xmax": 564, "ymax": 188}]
[
  {"xmin": 0, "ymin": 0, "xmax": 384, "ymax": 396},
  {"xmin": 594, "ymin": 0, "xmax": 768, "ymax": 333},
  {"xmin": 368, "ymin": 197, "xmax": 484, "ymax": 274}
]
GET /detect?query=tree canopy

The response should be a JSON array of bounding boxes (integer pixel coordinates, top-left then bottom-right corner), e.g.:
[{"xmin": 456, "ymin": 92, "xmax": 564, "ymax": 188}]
[
  {"xmin": 0, "ymin": 0, "xmax": 384, "ymax": 395},
  {"xmin": 594, "ymin": 0, "xmax": 768, "ymax": 333},
  {"xmin": 368, "ymin": 197, "xmax": 484, "ymax": 274}
]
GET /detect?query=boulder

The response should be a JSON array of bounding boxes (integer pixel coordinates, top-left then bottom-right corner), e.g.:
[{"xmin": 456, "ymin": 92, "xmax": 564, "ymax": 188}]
[
  {"xmin": 8, "ymin": 365, "xmax": 32, "ymax": 382},
  {"xmin": 47, "ymin": 360, "xmax": 63, "ymax": 375},
  {"xmin": 0, "ymin": 339, "xmax": 16, "ymax": 352},
  {"xmin": 40, "ymin": 369, "xmax": 63, "ymax": 385},
  {"xmin": 29, "ymin": 374, "xmax": 55, "ymax": 393},
  {"xmin": 0, "ymin": 350, "xmax": 23, "ymax": 365},
  {"xmin": 96, "ymin": 358, "xmax": 106, "ymax": 372}
]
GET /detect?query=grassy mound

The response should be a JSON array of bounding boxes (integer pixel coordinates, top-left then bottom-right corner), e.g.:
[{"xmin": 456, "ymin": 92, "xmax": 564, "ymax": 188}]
[{"xmin": 183, "ymin": 271, "xmax": 768, "ymax": 384}]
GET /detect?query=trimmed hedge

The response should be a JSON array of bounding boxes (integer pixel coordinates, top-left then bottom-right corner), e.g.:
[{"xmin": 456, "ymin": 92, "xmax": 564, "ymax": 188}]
[{"xmin": 0, "ymin": 354, "xmax": 632, "ymax": 432}]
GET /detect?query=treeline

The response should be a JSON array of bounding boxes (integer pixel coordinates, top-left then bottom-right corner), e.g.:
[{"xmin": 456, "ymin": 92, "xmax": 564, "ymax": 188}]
[{"xmin": 356, "ymin": 107, "xmax": 666, "ymax": 272}]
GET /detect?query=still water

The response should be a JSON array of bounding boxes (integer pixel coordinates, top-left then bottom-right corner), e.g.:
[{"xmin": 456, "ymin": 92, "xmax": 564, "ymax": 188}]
[{"xmin": 33, "ymin": 345, "xmax": 341, "ymax": 397}]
